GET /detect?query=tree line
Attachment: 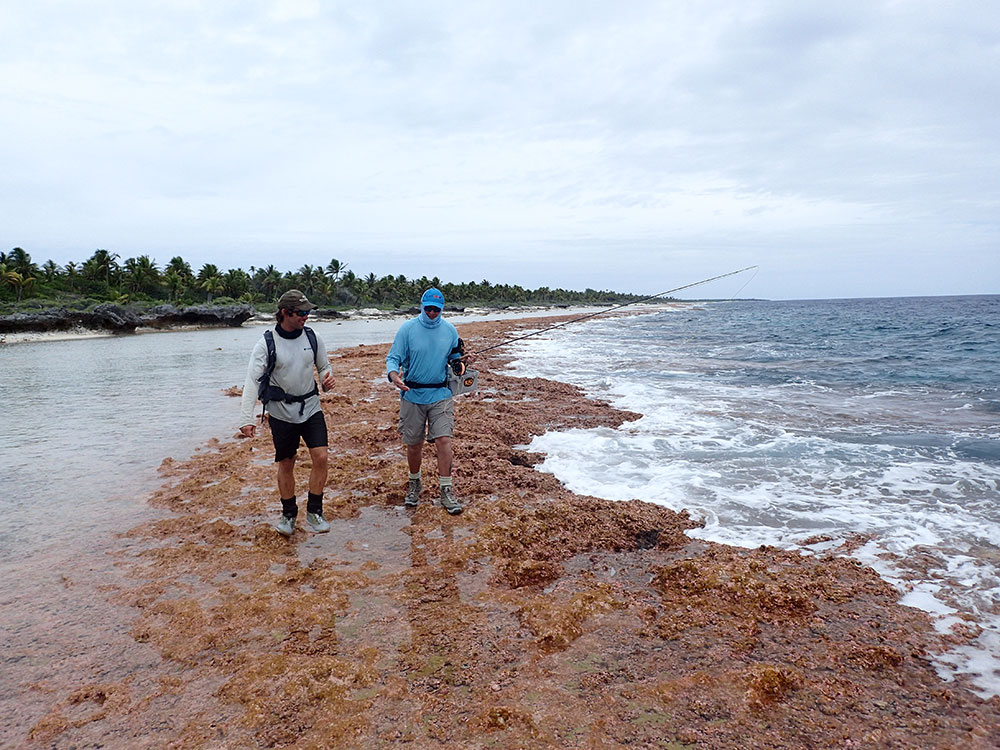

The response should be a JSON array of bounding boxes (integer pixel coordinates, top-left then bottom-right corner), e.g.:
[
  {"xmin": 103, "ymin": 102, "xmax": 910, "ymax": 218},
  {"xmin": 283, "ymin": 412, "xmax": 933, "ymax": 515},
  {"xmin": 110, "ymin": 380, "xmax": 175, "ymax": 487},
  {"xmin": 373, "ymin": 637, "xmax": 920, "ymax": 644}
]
[{"xmin": 1, "ymin": 247, "xmax": 643, "ymax": 310}]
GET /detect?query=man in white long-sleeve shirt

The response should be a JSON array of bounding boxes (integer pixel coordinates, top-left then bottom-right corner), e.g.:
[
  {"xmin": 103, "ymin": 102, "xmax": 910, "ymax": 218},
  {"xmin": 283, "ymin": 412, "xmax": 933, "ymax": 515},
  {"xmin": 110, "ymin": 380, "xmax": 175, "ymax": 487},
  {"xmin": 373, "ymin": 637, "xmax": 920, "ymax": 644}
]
[{"xmin": 239, "ymin": 289, "xmax": 335, "ymax": 536}]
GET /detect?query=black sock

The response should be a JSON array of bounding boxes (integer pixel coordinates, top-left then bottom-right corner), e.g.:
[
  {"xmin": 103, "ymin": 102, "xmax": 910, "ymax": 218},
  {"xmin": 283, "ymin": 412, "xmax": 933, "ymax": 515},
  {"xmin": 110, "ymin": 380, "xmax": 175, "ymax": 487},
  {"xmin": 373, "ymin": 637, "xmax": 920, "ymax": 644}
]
[
  {"xmin": 281, "ymin": 497, "xmax": 298, "ymax": 518},
  {"xmin": 306, "ymin": 492, "xmax": 323, "ymax": 515}
]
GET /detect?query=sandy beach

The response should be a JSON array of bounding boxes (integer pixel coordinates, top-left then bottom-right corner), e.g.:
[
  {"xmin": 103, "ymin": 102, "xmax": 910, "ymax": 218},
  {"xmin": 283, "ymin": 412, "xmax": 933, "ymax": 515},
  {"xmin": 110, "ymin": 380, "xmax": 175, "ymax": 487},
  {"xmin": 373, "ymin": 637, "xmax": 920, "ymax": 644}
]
[{"xmin": 18, "ymin": 313, "xmax": 1000, "ymax": 748}]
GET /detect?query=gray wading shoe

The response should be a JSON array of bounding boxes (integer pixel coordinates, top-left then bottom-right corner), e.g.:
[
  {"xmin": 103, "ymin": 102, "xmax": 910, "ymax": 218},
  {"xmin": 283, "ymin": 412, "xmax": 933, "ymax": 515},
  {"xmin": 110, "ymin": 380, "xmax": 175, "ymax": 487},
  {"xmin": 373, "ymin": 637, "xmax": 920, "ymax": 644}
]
[
  {"xmin": 276, "ymin": 514, "xmax": 295, "ymax": 537},
  {"xmin": 440, "ymin": 485, "xmax": 463, "ymax": 515},
  {"xmin": 404, "ymin": 478, "xmax": 422, "ymax": 507},
  {"xmin": 306, "ymin": 512, "xmax": 330, "ymax": 533}
]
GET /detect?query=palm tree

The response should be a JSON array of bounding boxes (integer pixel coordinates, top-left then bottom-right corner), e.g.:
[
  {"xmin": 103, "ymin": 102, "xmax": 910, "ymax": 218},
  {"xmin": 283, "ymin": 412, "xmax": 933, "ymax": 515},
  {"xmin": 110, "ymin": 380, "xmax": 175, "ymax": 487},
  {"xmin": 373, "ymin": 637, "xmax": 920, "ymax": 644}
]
[
  {"xmin": 41, "ymin": 259, "xmax": 60, "ymax": 281},
  {"xmin": 254, "ymin": 265, "xmax": 282, "ymax": 300},
  {"xmin": 297, "ymin": 264, "xmax": 323, "ymax": 297},
  {"xmin": 325, "ymin": 258, "xmax": 348, "ymax": 284},
  {"xmin": 360, "ymin": 272, "xmax": 378, "ymax": 302},
  {"xmin": 122, "ymin": 255, "xmax": 161, "ymax": 295},
  {"xmin": 163, "ymin": 269, "xmax": 186, "ymax": 301},
  {"xmin": 340, "ymin": 270, "xmax": 358, "ymax": 294},
  {"xmin": 64, "ymin": 261, "xmax": 79, "ymax": 291},
  {"xmin": 200, "ymin": 274, "xmax": 225, "ymax": 303},
  {"xmin": 223, "ymin": 268, "xmax": 250, "ymax": 298},
  {"xmin": 6, "ymin": 247, "xmax": 39, "ymax": 277},
  {"xmin": 87, "ymin": 249, "xmax": 120, "ymax": 288},
  {"xmin": 2, "ymin": 269, "xmax": 36, "ymax": 302},
  {"xmin": 166, "ymin": 256, "xmax": 194, "ymax": 282},
  {"xmin": 197, "ymin": 264, "xmax": 224, "ymax": 302},
  {"xmin": 315, "ymin": 277, "xmax": 336, "ymax": 305},
  {"xmin": 196, "ymin": 263, "xmax": 220, "ymax": 283}
]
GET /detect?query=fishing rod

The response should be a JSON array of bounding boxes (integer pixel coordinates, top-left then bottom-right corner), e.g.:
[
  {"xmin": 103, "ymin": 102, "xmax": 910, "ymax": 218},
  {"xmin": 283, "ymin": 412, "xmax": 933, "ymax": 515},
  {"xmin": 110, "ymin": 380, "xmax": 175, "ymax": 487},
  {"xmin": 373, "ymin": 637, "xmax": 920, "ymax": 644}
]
[{"xmin": 469, "ymin": 265, "xmax": 759, "ymax": 357}]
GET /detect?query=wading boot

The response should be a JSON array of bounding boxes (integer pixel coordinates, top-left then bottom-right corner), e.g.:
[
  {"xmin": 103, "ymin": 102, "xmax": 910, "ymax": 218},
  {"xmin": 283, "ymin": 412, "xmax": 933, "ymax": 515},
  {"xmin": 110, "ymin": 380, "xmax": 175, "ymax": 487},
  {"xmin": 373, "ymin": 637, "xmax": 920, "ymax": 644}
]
[
  {"xmin": 404, "ymin": 478, "xmax": 422, "ymax": 507},
  {"xmin": 275, "ymin": 514, "xmax": 295, "ymax": 537},
  {"xmin": 440, "ymin": 485, "xmax": 463, "ymax": 515},
  {"xmin": 306, "ymin": 512, "xmax": 330, "ymax": 533}
]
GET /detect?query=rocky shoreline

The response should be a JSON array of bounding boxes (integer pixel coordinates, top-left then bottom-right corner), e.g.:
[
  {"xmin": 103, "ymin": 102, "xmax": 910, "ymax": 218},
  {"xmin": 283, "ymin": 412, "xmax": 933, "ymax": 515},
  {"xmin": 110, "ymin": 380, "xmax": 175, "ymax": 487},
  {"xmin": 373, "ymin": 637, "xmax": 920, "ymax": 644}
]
[
  {"xmin": 22, "ymin": 314, "xmax": 1000, "ymax": 748},
  {"xmin": 0, "ymin": 303, "xmax": 256, "ymax": 335}
]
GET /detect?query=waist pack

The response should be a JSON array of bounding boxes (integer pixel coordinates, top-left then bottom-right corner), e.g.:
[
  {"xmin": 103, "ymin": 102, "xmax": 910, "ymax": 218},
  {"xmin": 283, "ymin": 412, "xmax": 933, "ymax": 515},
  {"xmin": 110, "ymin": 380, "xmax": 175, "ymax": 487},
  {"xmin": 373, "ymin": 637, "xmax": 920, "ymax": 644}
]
[
  {"xmin": 257, "ymin": 327, "xmax": 319, "ymax": 416},
  {"xmin": 401, "ymin": 370, "xmax": 478, "ymax": 396}
]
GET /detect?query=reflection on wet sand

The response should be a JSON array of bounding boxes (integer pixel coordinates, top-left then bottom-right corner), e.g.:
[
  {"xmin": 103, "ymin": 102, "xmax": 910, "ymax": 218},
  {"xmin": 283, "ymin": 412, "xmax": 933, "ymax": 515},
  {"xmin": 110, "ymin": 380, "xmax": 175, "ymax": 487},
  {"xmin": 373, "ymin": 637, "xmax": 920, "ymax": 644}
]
[{"xmin": 18, "ymin": 315, "xmax": 1000, "ymax": 748}]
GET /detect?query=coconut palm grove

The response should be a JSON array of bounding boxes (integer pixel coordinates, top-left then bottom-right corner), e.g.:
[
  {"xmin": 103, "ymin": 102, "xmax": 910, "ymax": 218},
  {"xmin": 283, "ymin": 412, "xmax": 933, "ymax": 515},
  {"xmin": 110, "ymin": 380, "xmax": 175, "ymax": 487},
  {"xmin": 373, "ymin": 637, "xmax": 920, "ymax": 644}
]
[{"xmin": 1, "ymin": 247, "xmax": 643, "ymax": 312}]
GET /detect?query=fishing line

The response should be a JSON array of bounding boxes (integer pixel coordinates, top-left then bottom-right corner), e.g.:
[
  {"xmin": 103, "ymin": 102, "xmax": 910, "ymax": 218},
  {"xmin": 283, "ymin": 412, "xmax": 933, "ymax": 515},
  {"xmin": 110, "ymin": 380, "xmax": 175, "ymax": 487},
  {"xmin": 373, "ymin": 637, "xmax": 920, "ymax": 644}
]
[
  {"xmin": 470, "ymin": 265, "xmax": 759, "ymax": 357},
  {"xmin": 671, "ymin": 264, "xmax": 759, "ymax": 350},
  {"xmin": 726, "ymin": 265, "xmax": 759, "ymax": 300}
]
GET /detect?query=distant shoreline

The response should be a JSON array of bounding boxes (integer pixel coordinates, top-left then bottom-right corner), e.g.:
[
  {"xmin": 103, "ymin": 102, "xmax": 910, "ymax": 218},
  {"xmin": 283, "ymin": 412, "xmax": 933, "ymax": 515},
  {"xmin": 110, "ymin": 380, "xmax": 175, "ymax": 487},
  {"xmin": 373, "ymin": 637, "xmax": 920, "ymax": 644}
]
[{"xmin": 0, "ymin": 302, "xmax": 676, "ymax": 346}]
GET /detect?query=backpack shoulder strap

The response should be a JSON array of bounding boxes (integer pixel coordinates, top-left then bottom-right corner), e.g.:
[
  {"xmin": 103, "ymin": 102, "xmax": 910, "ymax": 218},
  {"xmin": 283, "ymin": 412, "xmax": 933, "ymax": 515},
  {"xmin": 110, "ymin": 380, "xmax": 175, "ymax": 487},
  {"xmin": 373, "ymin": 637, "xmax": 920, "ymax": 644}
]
[
  {"xmin": 263, "ymin": 329, "xmax": 277, "ymax": 377},
  {"xmin": 257, "ymin": 330, "xmax": 277, "ymax": 405},
  {"xmin": 304, "ymin": 326, "xmax": 319, "ymax": 364}
]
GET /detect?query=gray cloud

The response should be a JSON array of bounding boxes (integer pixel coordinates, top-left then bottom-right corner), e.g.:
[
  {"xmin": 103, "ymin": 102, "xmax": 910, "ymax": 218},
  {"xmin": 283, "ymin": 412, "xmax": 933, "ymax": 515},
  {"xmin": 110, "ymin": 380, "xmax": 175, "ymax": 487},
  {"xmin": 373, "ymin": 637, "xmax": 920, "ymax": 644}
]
[{"xmin": 1, "ymin": 0, "xmax": 997, "ymax": 299}]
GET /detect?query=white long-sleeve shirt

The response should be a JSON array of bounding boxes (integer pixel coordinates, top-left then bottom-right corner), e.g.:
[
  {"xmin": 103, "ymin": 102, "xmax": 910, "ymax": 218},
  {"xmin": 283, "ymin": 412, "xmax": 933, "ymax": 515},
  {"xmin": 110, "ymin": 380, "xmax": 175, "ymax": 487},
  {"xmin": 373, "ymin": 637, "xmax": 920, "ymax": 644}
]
[{"xmin": 239, "ymin": 326, "xmax": 332, "ymax": 427}]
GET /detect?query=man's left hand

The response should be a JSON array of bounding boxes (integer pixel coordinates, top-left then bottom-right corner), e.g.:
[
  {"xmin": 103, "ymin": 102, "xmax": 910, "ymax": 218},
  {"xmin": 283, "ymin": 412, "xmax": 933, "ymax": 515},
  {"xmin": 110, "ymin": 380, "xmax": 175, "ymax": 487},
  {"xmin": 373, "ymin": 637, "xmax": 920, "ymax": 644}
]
[{"xmin": 321, "ymin": 372, "xmax": 335, "ymax": 391}]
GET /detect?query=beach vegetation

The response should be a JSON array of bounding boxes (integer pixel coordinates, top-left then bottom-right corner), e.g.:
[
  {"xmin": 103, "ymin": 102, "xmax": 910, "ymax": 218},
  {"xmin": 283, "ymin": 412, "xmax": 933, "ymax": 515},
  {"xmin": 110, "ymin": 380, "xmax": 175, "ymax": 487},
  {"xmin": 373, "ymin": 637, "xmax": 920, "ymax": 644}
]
[{"xmin": 1, "ymin": 246, "xmax": 649, "ymax": 313}]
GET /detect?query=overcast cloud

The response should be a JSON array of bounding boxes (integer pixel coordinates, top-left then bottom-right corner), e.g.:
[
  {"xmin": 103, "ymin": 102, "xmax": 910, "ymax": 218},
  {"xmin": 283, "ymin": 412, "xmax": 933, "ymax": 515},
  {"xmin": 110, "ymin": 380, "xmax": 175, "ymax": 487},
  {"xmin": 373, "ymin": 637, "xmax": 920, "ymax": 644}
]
[{"xmin": 1, "ymin": 0, "xmax": 997, "ymax": 299}]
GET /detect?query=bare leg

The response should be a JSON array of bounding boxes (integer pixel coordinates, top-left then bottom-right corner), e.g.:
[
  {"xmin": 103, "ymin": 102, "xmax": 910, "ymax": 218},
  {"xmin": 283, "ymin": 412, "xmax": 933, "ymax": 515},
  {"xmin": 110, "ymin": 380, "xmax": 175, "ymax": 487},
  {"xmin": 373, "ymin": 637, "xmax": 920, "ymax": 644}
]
[
  {"xmin": 308, "ymin": 446, "xmax": 328, "ymax": 495},
  {"xmin": 406, "ymin": 442, "xmax": 423, "ymax": 474},
  {"xmin": 435, "ymin": 436, "xmax": 453, "ymax": 478},
  {"xmin": 277, "ymin": 457, "xmax": 296, "ymax": 498}
]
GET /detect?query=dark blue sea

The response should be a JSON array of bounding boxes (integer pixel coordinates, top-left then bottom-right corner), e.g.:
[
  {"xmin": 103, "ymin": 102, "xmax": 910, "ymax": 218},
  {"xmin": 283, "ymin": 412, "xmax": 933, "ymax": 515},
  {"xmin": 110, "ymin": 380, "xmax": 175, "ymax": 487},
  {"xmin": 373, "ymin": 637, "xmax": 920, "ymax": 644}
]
[{"xmin": 506, "ymin": 295, "xmax": 1000, "ymax": 697}]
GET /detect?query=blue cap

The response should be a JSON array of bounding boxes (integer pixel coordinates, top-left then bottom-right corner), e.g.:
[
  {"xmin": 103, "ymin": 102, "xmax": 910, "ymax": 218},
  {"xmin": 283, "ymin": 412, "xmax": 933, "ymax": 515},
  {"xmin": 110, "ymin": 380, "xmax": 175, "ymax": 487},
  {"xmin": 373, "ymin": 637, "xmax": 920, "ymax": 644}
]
[{"xmin": 421, "ymin": 288, "xmax": 444, "ymax": 310}]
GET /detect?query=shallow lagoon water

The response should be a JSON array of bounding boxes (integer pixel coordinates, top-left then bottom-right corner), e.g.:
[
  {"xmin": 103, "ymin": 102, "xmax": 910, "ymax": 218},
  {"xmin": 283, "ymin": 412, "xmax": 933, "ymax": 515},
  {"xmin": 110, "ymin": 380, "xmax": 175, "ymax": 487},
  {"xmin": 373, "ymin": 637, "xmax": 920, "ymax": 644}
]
[{"xmin": 0, "ymin": 307, "xmax": 591, "ymax": 743}]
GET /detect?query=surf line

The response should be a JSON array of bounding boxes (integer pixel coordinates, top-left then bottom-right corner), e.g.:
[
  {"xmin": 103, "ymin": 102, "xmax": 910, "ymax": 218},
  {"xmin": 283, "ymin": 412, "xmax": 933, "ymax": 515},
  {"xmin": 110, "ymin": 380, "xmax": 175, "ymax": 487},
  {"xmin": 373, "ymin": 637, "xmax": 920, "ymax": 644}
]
[{"xmin": 470, "ymin": 265, "xmax": 759, "ymax": 356}]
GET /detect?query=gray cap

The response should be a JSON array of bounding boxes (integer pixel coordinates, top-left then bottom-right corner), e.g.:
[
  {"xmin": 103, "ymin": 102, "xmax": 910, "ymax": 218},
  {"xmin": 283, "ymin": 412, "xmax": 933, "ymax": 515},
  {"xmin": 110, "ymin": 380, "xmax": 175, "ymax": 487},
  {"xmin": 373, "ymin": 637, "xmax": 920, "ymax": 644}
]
[{"xmin": 276, "ymin": 289, "xmax": 317, "ymax": 311}]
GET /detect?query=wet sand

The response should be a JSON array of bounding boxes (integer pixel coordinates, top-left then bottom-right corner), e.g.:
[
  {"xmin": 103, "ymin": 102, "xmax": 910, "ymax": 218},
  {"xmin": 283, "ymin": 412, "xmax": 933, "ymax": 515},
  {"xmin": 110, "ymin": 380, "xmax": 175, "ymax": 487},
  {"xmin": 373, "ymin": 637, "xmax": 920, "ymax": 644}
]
[{"xmin": 20, "ymin": 315, "xmax": 1000, "ymax": 748}]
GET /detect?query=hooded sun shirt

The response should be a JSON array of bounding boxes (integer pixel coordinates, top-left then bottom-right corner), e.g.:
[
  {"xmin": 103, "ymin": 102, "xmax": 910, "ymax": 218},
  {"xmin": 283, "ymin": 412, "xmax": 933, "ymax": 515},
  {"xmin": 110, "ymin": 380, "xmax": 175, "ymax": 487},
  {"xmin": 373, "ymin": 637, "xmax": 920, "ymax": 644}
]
[
  {"xmin": 386, "ymin": 291, "xmax": 459, "ymax": 405},
  {"xmin": 418, "ymin": 308, "xmax": 441, "ymax": 328}
]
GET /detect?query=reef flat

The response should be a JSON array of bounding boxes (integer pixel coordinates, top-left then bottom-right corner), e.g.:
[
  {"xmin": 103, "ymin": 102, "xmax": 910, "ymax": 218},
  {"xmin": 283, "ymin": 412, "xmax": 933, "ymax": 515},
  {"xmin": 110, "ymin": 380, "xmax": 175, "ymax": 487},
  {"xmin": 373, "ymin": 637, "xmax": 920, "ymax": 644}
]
[{"xmin": 26, "ymin": 315, "xmax": 1000, "ymax": 748}]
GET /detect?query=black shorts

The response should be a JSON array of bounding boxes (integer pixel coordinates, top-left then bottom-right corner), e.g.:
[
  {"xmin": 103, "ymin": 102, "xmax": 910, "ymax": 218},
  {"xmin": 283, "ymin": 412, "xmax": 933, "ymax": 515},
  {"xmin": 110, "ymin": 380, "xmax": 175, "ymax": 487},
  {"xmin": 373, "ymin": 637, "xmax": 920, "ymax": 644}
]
[{"xmin": 269, "ymin": 411, "xmax": 328, "ymax": 462}]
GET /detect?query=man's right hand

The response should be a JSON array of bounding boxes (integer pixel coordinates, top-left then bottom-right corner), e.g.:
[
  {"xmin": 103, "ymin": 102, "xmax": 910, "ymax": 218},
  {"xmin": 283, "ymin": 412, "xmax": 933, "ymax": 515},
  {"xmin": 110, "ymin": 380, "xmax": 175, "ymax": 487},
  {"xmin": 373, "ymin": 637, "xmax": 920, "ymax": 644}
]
[
  {"xmin": 240, "ymin": 424, "xmax": 256, "ymax": 438},
  {"xmin": 389, "ymin": 372, "xmax": 410, "ymax": 392}
]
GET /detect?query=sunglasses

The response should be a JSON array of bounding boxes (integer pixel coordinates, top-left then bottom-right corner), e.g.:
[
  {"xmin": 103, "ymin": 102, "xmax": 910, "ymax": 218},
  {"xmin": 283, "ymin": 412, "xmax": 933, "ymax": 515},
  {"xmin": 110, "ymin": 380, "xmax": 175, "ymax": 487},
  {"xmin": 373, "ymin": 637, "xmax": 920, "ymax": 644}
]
[
  {"xmin": 287, "ymin": 309, "xmax": 310, "ymax": 317},
  {"xmin": 423, "ymin": 306, "xmax": 441, "ymax": 314}
]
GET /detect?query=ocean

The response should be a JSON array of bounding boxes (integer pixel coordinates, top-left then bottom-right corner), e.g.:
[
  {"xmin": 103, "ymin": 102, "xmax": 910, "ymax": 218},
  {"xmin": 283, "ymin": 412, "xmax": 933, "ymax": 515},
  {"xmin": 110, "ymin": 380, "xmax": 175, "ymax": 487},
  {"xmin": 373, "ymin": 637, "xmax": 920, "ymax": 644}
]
[{"xmin": 504, "ymin": 295, "xmax": 1000, "ymax": 698}]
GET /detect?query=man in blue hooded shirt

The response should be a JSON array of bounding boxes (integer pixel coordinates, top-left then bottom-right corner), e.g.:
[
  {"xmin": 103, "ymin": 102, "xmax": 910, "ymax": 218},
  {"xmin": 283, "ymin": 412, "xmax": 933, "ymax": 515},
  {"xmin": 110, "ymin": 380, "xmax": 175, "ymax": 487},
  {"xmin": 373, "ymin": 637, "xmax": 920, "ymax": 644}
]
[{"xmin": 386, "ymin": 288, "xmax": 464, "ymax": 514}]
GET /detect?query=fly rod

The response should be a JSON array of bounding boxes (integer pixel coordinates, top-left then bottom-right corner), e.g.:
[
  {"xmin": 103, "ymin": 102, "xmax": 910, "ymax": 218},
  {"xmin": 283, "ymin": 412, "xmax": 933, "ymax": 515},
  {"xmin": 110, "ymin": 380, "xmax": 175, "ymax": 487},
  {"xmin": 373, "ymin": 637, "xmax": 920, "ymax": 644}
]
[{"xmin": 470, "ymin": 264, "xmax": 759, "ymax": 356}]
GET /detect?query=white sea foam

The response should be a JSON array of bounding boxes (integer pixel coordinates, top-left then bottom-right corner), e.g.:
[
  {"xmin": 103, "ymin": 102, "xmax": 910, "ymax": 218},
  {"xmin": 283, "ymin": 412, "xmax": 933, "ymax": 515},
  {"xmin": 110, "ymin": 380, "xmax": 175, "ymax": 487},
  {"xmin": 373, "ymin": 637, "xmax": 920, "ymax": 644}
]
[{"xmin": 504, "ymin": 313, "xmax": 1000, "ymax": 697}]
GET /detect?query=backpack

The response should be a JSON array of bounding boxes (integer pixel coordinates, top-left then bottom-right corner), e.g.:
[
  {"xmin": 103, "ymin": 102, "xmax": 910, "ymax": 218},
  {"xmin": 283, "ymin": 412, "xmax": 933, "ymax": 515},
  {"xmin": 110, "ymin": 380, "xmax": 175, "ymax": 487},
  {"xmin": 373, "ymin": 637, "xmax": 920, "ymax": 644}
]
[{"xmin": 257, "ymin": 327, "xmax": 319, "ymax": 415}]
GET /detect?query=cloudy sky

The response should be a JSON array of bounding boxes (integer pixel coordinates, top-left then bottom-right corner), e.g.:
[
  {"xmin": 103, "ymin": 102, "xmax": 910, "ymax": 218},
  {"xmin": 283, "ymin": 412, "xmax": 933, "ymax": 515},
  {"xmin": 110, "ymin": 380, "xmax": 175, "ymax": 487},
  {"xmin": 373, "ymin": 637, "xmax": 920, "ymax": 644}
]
[{"xmin": 2, "ymin": 0, "xmax": 997, "ymax": 300}]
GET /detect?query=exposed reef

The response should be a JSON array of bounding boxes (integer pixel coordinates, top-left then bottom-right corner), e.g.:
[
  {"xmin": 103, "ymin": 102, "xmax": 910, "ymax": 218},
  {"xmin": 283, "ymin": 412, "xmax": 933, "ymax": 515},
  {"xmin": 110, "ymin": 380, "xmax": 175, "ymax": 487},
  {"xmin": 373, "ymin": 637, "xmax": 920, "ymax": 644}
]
[
  {"xmin": 0, "ymin": 303, "xmax": 254, "ymax": 334},
  {"xmin": 23, "ymin": 315, "xmax": 1000, "ymax": 748}
]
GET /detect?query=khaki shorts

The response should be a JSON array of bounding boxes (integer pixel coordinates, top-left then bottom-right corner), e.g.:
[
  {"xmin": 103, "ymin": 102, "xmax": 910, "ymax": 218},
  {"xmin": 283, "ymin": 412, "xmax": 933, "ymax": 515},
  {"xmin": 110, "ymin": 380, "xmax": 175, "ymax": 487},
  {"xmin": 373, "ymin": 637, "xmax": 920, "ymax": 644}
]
[{"xmin": 398, "ymin": 397, "xmax": 454, "ymax": 445}]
